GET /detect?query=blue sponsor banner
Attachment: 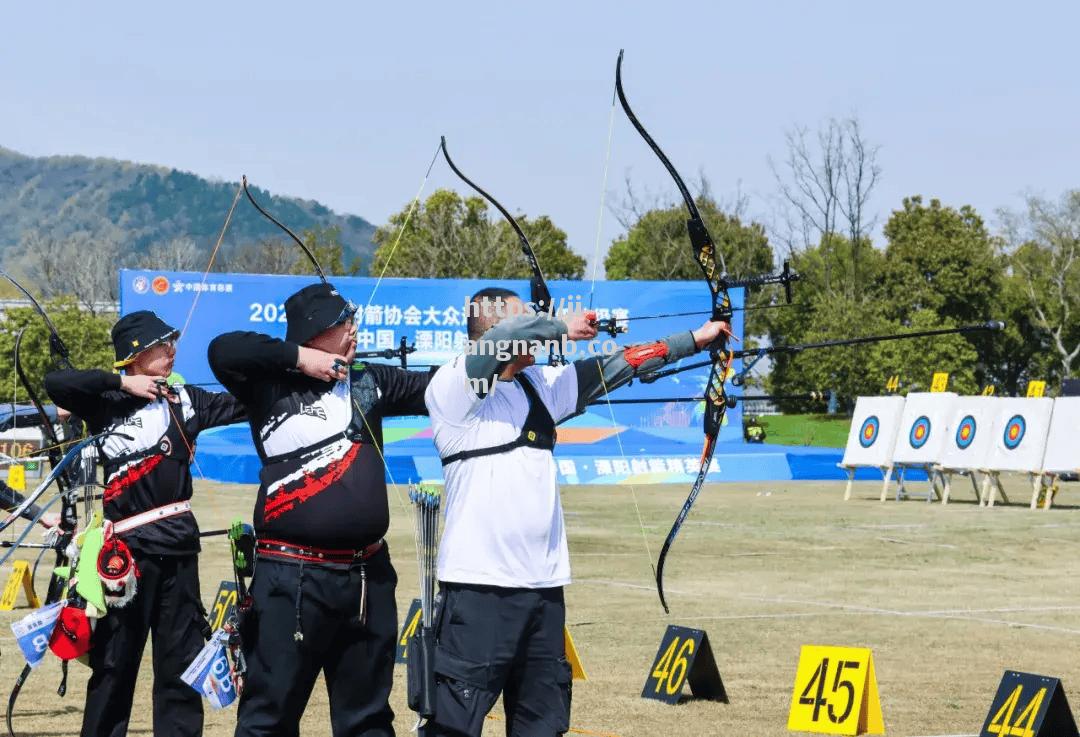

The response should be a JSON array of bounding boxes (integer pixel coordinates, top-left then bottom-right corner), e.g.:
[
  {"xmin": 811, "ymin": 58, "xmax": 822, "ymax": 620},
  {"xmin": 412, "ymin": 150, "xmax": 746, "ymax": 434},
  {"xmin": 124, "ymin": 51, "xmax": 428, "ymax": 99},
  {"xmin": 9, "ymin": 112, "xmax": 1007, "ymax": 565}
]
[{"xmin": 120, "ymin": 269, "xmax": 747, "ymax": 484}]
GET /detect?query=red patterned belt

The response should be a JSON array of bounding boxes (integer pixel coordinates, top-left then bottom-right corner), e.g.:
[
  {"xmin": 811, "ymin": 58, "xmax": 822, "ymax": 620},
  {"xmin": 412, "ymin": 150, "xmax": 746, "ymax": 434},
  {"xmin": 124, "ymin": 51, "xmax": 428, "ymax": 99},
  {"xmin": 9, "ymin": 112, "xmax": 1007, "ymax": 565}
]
[{"xmin": 256, "ymin": 538, "xmax": 384, "ymax": 565}]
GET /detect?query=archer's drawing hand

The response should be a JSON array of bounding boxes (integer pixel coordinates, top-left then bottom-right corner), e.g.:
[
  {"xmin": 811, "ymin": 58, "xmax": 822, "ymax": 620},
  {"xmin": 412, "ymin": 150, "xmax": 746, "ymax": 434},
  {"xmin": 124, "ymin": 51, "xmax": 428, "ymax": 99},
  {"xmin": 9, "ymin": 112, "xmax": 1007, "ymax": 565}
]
[
  {"xmin": 565, "ymin": 311, "xmax": 599, "ymax": 341},
  {"xmin": 297, "ymin": 347, "xmax": 350, "ymax": 382},
  {"xmin": 121, "ymin": 375, "xmax": 179, "ymax": 403},
  {"xmin": 692, "ymin": 320, "xmax": 734, "ymax": 350}
]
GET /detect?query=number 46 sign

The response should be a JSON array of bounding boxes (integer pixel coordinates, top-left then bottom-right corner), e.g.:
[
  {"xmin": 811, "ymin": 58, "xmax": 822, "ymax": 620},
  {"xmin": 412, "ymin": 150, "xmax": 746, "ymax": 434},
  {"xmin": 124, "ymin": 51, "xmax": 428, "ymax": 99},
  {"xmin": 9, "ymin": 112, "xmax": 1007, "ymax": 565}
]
[
  {"xmin": 787, "ymin": 645, "xmax": 883, "ymax": 735},
  {"xmin": 640, "ymin": 625, "xmax": 727, "ymax": 704}
]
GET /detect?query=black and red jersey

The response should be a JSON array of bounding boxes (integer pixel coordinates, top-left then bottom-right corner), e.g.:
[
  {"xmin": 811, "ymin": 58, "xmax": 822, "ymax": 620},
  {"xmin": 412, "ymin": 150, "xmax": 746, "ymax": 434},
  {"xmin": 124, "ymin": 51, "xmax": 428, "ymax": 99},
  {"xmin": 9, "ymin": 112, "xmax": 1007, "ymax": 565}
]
[
  {"xmin": 208, "ymin": 331, "xmax": 431, "ymax": 550},
  {"xmin": 44, "ymin": 369, "xmax": 246, "ymax": 556}
]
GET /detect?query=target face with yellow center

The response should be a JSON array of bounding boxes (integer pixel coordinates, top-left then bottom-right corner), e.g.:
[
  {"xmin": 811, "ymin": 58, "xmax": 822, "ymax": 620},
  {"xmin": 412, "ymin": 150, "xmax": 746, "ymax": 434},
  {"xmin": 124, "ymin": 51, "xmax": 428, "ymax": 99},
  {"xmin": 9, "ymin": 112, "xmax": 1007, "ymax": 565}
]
[
  {"xmin": 909, "ymin": 416, "xmax": 931, "ymax": 449},
  {"xmin": 1003, "ymin": 414, "xmax": 1026, "ymax": 450},
  {"xmin": 858, "ymin": 416, "xmax": 880, "ymax": 448},
  {"xmin": 955, "ymin": 415, "xmax": 977, "ymax": 450}
]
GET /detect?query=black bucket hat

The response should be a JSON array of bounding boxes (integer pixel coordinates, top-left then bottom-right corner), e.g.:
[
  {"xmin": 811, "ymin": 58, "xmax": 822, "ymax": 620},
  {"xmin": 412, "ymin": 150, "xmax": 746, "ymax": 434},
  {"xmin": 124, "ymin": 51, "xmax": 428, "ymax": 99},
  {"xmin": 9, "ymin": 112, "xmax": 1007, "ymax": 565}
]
[
  {"xmin": 112, "ymin": 311, "xmax": 179, "ymax": 368},
  {"xmin": 285, "ymin": 282, "xmax": 356, "ymax": 345}
]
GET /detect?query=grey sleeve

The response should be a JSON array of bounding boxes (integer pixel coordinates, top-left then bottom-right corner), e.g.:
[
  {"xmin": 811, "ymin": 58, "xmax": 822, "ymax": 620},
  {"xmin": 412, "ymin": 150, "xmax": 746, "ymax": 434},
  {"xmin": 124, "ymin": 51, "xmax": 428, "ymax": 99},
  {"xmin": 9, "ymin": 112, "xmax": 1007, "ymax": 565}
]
[
  {"xmin": 571, "ymin": 331, "xmax": 699, "ymax": 413},
  {"xmin": 464, "ymin": 314, "xmax": 568, "ymax": 395}
]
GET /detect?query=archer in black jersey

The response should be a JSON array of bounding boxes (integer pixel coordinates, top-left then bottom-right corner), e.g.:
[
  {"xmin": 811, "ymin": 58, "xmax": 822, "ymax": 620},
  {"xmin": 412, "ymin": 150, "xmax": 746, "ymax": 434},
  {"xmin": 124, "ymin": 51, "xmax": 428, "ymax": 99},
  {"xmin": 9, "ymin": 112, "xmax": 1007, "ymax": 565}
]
[
  {"xmin": 45, "ymin": 310, "xmax": 246, "ymax": 737},
  {"xmin": 208, "ymin": 281, "xmax": 430, "ymax": 737}
]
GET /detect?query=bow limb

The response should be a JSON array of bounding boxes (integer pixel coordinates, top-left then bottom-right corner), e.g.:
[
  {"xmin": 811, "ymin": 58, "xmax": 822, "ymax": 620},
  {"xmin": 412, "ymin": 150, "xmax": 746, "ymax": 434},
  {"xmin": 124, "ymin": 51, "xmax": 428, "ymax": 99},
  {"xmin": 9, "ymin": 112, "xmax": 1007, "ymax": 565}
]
[
  {"xmin": 614, "ymin": 50, "xmax": 734, "ymax": 612},
  {"xmin": 2, "ymin": 278, "xmax": 79, "ymax": 736},
  {"xmin": 6, "ymin": 279, "xmax": 76, "ymax": 548},
  {"xmin": 439, "ymin": 137, "xmax": 553, "ymax": 316},
  {"xmin": 654, "ymin": 351, "xmax": 730, "ymax": 612},
  {"xmin": 0, "ymin": 270, "xmax": 73, "ymax": 371},
  {"xmin": 241, "ymin": 177, "xmax": 327, "ymax": 283}
]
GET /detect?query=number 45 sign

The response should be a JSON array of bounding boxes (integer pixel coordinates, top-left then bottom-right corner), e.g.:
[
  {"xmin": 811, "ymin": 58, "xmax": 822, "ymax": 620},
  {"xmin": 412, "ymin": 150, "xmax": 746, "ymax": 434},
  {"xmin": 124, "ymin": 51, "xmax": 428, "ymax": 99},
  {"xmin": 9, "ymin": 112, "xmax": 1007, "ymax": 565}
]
[{"xmin": 787, "ymin": 645, "xmax": 883, "ymax": 735}]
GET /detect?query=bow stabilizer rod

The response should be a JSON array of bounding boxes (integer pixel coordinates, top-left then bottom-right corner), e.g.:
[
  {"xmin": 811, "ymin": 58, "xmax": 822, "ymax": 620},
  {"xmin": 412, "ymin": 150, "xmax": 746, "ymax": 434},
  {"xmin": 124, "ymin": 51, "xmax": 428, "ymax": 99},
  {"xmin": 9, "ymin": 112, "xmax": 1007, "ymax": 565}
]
[
  {"xmin": 589, "ymin": 390, "xmax": 830, "ymax": 407},
  {"xmin": 640, "ymin": 321, "xmax": 1006, "ymax": 384}
]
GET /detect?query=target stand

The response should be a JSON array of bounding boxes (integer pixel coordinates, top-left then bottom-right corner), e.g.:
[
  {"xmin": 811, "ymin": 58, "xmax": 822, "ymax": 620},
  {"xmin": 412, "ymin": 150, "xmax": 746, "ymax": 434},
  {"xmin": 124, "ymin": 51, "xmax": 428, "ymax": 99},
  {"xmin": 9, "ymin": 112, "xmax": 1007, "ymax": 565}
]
[
  {"xmin": 937, "ymin": 468, "xmax": 985, "ymax": 505},
  {"xmin": 888, "ymin": 464, "xmax": 944, "ymax": 503},
  {"xmin": 979, "ymin": 471, "xmax": 1013, "ymax": 508}
]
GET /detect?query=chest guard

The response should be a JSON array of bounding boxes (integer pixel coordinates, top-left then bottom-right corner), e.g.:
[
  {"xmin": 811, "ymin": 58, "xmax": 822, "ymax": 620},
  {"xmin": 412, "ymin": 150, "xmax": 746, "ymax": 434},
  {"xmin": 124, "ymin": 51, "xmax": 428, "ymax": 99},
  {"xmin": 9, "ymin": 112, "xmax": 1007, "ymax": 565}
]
[
  {"xmin": 260, "ymin": 367, "xmax": 375, "ymax": 465},
  {"xmin": 440, "ymin": 374, "xmax": 556, "ymax": 467}
]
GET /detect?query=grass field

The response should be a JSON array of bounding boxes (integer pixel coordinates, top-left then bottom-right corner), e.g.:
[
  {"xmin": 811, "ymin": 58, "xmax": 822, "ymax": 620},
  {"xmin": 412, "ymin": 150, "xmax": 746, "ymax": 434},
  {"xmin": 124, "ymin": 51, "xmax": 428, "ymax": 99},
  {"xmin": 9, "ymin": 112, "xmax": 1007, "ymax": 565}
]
[
  {"xmin": 756, "ymin": 414, "xmax": 852, "ymax": 448},
  {"xmin": 2, "ymin": 474, "xmax": 1079, "ymax": 736}
]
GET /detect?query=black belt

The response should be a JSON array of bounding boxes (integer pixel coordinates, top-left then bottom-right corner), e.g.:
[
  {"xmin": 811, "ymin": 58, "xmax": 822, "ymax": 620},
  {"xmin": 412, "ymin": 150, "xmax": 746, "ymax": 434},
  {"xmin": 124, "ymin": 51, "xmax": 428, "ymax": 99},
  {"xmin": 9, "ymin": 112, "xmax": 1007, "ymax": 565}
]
[{"xmin": 256, "ymin": 538, "xmax": 383, "ymax": 566}]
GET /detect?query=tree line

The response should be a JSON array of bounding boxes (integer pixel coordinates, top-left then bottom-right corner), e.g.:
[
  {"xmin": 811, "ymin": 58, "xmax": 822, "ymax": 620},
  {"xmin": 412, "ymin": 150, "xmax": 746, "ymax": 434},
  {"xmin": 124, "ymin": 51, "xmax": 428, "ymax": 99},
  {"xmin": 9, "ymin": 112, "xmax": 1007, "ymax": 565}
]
[{"xmin": 1, "ymin": 118, "xmax": 1076, "ymax": 410}]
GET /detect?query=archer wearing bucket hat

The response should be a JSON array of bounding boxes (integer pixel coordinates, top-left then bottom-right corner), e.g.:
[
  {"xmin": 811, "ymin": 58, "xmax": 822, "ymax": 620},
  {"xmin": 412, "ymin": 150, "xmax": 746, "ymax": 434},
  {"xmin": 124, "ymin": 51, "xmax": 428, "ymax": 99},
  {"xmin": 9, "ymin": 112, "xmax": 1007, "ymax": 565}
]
[
  {"xmin": 111, "ymin": 310, "xmax": 181, "ymax": 369},
  {"xmin": 45, "ymin": 309, "xmax": 247, "ymax": 737},
  {"xmin": 208, "ymin": 281, "xmax": 431, "ymax": 737}
]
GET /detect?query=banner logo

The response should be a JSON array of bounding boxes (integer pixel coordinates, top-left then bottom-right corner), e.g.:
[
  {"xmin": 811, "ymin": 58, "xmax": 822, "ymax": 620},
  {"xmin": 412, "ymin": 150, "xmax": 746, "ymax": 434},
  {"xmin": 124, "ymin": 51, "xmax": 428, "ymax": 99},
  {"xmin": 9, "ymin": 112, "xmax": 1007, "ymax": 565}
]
[{"xmin": 152, "ymin": 276, "xmax": 170, "ymax": 295}]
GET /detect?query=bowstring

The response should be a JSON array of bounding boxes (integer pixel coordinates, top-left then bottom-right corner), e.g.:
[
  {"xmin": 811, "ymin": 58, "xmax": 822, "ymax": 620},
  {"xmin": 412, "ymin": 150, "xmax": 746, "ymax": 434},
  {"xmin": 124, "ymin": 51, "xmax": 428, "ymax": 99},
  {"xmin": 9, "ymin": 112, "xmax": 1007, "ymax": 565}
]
[
  {"xmin": 364, "ymin": 143, "xmax": 442, "ymax": 313},
  {"xmin": 587, "ymin": 85, "xmax": 617, "ymax": 309},
  {"xmin": 350, "ymin": 394, "xmax": 409, "ymax": 517},
  {"xmin": 164, "ymin": 181, "xmax": 245, "ymax": 480},
  {"xmin": 596, "ymin": 365, "xmax": 655, "ymax": 578},
  {"xmin": 177, "ymin": 183, "xmax": 244, "ymax": 345},
  {"xmin": 353, "ymin": 146, "xmax": 445, "ymax": 550},
  {"xmin": 589, "ymin": 87, "xmax": 657, "ymax": 583},
  {"xmin": 7, "ymin": 336, "xmax": 16, "ymax": 545}
]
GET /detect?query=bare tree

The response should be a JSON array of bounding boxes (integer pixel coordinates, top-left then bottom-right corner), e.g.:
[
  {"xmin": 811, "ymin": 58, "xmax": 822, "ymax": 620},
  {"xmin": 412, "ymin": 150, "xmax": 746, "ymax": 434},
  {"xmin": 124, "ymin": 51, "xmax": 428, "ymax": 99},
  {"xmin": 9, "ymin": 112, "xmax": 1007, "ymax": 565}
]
[
  {"xmin": 999, "ymin": 191, "xmax": 1080, "ymax": 378},
  {"xmin": 770, "ymin": 122, "xmax": 843, "ymax": 248},
  {"xmin": 135, "ymin": 237, "xmax": 204, "ymax": 271},
  {"xmin": 769, "ymin": 115, "xmax": 881, "ymax": 293},
  {"xmin": 610, "ymin": 173, "xmax": 671, "ymax": 233},
  {"xmin": 610, "ymin": 171, "xmax": 750, "ymax": 232},
  {"xmin": 219, "ymin": 239, "xmax": 299, "ymax": 275},
  {"xmin": 838, "ymin": 117, "xmax": 882, "ymax": 248},
  {"xmin": 18, "ymin": 232, "xmax": 66, "ymax": 294},
  {"xmin": 20, "ymin": 231, "xmax": 121, "ymax": 313}
]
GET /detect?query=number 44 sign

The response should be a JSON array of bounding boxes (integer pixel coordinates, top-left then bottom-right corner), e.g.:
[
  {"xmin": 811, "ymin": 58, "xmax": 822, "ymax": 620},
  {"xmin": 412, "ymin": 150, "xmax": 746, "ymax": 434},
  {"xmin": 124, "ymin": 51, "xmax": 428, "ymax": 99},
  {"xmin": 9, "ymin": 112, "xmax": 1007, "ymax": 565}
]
[
  {"xmin": 980, "ymin": 671, "xmax": 1077, "ymax": 737},
  {"xmin": 787, "ymin": 645, "xmax": 883, "ymax": 735}
]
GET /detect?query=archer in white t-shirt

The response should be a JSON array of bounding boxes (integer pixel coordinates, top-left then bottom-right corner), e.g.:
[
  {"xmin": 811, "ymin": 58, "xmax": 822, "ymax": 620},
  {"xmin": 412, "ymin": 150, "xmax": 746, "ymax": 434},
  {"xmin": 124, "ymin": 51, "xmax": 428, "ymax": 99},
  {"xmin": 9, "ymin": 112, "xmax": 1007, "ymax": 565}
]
[{"xmin": 420, "ymin": 287, "xmax": 728, "ymax": 737}]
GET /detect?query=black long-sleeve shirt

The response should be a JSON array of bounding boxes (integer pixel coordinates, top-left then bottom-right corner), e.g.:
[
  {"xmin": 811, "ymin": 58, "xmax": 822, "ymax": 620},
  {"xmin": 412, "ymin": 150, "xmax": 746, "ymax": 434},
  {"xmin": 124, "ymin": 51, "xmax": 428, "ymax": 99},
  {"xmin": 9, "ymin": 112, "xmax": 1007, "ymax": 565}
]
[
  {"xmin": 208, "ymin": 331, "xmax": 431, "ymax": 550},
  {"xmin": 44, "ymin": 369, "xmax": 246, "ymax": 555}
]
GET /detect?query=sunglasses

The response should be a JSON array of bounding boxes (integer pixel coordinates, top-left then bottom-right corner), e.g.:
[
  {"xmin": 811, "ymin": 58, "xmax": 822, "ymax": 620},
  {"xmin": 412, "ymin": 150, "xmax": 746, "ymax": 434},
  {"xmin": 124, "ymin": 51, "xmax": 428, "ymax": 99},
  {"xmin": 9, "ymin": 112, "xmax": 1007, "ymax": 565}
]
[{"xmin": 333, "ymin": 301, "xmax": 359, "ymax": 330}]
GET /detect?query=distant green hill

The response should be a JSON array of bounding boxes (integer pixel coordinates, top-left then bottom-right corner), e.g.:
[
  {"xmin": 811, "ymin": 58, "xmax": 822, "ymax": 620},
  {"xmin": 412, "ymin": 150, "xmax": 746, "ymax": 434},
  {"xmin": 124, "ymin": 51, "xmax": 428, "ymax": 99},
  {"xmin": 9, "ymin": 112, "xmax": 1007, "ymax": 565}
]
[{"xmin": 0, "ymin": 146, "xmax": 376, "ymax": 269}]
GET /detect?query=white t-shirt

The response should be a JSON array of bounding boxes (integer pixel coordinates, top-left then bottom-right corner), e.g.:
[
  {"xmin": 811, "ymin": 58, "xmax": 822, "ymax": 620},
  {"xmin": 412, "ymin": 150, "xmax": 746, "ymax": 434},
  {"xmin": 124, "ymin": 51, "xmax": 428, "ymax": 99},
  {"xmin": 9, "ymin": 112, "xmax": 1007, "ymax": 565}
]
[{"xmin": 425, "ymin": 357, "xmax": 578, "ymax": 588}]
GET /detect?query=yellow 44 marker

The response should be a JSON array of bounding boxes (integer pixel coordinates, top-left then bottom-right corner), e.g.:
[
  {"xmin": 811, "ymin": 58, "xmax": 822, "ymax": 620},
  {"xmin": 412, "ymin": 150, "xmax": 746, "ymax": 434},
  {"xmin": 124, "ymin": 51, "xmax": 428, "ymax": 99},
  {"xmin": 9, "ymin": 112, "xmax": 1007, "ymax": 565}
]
[{"xmin": 787, "ymin": 645, "xmax": 883, "ymax": 735}]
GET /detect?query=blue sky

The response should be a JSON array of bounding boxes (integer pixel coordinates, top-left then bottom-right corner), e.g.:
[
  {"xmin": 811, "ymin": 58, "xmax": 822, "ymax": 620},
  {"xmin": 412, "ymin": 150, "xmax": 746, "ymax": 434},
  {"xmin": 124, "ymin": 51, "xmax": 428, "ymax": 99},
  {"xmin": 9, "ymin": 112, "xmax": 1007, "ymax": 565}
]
[{"xmin": 3, "ymin": 1, "xmax": 1076, "ymax": 275}]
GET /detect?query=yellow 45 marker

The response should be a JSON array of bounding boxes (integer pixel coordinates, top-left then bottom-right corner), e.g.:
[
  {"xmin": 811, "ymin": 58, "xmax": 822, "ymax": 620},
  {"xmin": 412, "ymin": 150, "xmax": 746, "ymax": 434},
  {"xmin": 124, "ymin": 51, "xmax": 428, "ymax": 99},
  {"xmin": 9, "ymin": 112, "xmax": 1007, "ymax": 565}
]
[{"xmin": 787, "ymin": 645, "xmax": 883, "ymax": 735}]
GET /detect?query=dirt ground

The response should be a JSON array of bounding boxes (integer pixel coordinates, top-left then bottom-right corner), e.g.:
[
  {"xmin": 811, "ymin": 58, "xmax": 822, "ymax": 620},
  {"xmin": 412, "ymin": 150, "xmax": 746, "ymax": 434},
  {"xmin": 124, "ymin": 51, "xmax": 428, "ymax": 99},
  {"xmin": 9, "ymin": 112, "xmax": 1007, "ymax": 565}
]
[{"xmin": 2, "ymin": 474, "xmax": 1078, "ymax": 737}]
